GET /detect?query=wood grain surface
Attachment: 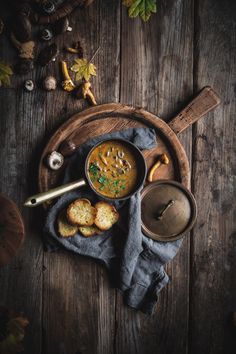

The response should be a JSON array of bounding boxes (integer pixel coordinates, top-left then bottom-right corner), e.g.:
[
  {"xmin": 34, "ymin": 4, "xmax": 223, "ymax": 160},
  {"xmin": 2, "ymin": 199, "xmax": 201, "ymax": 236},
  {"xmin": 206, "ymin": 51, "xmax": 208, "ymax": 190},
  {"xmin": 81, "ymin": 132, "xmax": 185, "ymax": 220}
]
[{"xmin": 0, "ymin": 0, "xmax": 235, "ymax": 354}]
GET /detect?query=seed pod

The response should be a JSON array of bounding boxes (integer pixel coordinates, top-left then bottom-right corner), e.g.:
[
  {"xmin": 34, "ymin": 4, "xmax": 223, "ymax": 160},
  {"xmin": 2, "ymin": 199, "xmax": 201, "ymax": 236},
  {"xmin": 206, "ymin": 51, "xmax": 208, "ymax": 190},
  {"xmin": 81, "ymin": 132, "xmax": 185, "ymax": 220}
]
[
  {"xmin": 15, "ymin": 59, "xmax": 34, "ymax": 74},
  {"xmin": 24, "ymin": 79, "xmax": 34, "ymax": 91},
  {"xmin": 47, "ymin": 151, "xmax": 64, "ymax": 170},
  {"xmin": 12, "ymin": 15, "xmax": 32, "ymax": 42},
  {"xmin": 38, "ymin": 43, "xmax": 58, "ymax": 66},
  {"xmin": 40, "ymin": 28, "xmax": 53, "ymax": 41},
  {"xmin": 43, "ymin": 76, "xmax": 57, "ymax": 91}
]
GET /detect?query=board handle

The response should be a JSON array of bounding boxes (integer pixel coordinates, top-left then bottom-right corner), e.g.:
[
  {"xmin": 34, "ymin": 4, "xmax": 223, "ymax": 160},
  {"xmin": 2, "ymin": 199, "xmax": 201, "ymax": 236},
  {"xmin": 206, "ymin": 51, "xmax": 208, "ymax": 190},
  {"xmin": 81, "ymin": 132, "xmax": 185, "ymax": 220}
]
[{"xmin": 168, "ymin": 86, "xmax": 221, "ymax": 135}]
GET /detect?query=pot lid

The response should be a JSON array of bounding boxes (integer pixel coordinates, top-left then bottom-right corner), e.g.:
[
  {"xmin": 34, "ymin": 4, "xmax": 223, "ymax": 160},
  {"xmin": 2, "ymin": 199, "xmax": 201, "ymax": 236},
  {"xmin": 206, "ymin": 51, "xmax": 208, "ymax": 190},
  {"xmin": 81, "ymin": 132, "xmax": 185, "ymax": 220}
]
[{"xmin": 141, "ymin": 180, "xmax": 197, "ymax": 242}]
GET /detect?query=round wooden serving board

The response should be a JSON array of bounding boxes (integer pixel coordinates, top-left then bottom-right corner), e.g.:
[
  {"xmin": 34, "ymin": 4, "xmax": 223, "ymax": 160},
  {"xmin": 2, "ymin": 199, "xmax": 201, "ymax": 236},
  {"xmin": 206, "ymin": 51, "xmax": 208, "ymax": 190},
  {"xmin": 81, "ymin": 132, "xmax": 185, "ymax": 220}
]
[{"xmin": 38, "ymin": 87, "xmax": 221, "ymax": 202}]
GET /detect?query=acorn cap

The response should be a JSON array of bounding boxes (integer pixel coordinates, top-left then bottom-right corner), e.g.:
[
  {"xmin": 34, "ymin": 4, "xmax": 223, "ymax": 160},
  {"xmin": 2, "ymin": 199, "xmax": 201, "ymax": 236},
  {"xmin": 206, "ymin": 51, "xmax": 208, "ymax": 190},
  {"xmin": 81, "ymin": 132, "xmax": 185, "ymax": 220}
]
[{"xmin": 141, "ymin": 180, "xmax": 197, "ymax": 242}]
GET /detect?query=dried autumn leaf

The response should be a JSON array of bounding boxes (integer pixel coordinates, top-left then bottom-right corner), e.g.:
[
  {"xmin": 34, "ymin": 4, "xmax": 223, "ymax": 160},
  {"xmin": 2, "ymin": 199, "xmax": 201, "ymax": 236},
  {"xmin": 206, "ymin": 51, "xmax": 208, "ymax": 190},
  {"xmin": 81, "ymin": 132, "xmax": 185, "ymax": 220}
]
[
  {"xmin": 123, "ymin": 0, "xmax": 157, "ymax": 22},
  {"xmin": 71, "ymin": 58, "xmax": 96, "ymax": 82},
  {"xmin": 0, "ymin": 308, "xmax": 29, "ymax": 354},
  {"xmin": 0, "ymin": 61, "xmax": 13, "ymax": 86}
]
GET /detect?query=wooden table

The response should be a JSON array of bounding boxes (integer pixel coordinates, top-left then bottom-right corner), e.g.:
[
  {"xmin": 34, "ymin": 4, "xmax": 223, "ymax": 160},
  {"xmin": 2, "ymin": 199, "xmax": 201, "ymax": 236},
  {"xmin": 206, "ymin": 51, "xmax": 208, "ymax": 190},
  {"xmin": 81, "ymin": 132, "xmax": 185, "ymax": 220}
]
[{"xmin": 0, "ymin": 1, "xmax": 235, "ymax": 353}]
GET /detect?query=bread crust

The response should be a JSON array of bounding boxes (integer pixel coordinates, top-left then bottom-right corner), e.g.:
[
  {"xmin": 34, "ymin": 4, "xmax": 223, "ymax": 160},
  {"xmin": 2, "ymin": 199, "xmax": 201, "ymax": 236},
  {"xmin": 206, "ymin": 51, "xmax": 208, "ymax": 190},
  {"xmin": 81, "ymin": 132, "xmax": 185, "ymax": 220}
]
[
  {"xmin": 78, "ymin": 225, "xmax": 102, "ymax": 237},
  {"xmin": 94, "ymin": 202, "xmax": 119, "ymax": 231},
  {"xmin": 57, "ymin": 210, "xmax": 78, "ymax": 237},
  {"xmin": 67, "ymin": 199, "xmax": 97, "ymax": 226}
]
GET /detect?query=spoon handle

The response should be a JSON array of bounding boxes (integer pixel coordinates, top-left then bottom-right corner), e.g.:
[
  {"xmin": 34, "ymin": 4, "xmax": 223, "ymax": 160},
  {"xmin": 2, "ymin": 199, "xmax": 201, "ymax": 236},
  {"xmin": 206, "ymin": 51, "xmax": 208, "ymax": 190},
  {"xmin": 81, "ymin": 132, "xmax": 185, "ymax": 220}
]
[{"xmin": 24, "ymin": 179, "xmax": 86, "ymax": 207}]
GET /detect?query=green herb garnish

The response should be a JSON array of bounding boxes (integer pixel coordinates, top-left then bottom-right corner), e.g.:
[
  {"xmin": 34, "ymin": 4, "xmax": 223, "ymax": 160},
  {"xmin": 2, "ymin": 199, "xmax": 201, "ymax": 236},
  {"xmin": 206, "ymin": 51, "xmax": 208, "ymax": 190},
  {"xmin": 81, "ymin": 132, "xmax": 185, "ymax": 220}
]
[
  {"xmin": 89, "ymin": 163, "xmax": 99, "ymax": 176},
  {"xmin": 98, "ymin": 176, "xmax": 109, "ymax": 184}
]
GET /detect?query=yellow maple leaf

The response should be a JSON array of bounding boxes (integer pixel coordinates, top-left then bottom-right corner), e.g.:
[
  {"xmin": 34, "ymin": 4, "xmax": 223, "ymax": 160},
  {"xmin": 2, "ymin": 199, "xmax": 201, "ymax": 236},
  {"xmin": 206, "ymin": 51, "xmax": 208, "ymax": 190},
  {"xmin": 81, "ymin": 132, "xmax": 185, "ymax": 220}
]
[{"xmin": 71, "ymin": 58, "xmax": 96, "ymax": 82}]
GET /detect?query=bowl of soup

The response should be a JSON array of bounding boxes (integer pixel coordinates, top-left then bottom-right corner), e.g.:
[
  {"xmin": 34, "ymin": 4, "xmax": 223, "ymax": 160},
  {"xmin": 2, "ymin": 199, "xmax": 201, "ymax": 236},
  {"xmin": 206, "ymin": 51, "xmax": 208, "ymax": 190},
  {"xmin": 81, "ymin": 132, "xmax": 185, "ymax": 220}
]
[{"xmin": 86, "ymin": 139, "xmax": 147, "ymax": 200}]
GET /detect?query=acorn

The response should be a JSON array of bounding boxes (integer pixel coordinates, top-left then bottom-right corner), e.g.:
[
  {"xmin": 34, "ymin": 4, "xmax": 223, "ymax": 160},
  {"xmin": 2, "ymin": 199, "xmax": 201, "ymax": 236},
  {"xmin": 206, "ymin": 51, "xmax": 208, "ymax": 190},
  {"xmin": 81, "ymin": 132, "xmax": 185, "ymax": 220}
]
[{"xmin": 24, "ymin": 79, "xmax": 34, "ymax": 92}]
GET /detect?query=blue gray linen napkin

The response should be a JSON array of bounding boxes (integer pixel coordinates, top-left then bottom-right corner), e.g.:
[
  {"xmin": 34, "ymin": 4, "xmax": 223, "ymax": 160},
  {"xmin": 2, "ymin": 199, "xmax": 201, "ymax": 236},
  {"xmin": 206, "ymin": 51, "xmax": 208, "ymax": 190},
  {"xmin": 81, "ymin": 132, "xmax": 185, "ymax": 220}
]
[{"xmin": 44, "ymin": 128, "xmax": 182, "ymax": 314}]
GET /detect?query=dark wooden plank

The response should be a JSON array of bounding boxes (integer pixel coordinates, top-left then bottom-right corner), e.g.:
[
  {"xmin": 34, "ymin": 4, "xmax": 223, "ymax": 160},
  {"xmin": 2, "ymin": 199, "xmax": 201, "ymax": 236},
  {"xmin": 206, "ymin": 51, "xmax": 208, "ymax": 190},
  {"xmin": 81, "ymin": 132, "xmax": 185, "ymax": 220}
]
[
  {"xmin": 115, "ymin": 1, "xmax": 194, "ymax": 353},
  {"xmin": 0, "ymin": 49, "xmax": 44, "ymax": 354},
  {"xmin": 41, "ymin": 1, "xmax": 120, "ymax": 353},
  {"xmin": 190, "ymin": 1, "xmax": 236, "ymax": 353}
]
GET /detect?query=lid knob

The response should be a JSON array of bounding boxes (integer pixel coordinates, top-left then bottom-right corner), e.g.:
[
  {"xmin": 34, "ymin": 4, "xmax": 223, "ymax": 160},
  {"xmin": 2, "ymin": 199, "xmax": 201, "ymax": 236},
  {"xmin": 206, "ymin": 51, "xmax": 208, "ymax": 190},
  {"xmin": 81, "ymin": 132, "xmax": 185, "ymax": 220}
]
[{"xmin": 156, "ymin": 199, "xmax": 175, "ymax": 220}]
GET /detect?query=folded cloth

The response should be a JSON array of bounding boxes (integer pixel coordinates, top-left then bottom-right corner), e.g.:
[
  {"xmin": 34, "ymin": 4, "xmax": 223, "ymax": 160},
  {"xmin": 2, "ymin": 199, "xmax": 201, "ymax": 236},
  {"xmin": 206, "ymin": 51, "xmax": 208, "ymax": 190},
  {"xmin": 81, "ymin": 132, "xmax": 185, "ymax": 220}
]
[{"xmin": 44, "ymin": 127, "xmax": 182, "ymax": 314}]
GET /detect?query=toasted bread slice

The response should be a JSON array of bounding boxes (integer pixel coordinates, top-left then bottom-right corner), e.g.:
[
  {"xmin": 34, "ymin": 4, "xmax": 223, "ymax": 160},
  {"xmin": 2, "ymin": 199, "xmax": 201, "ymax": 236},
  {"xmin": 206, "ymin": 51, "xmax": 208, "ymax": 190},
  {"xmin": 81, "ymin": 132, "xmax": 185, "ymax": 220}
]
[
  {"xmin": 57, "ymin": 210, "xmax": 78, "ymax": 237},
  {"xmin": 67, "ymin": 199, "xmax": 97, "ymax": 226},
  {"xmin": 94, "ymin": 202, "xmax": 119, "ymax": 231},
  {"xmin": 78, "ymin": 225, "xmax": 102, "ymax": 237}
]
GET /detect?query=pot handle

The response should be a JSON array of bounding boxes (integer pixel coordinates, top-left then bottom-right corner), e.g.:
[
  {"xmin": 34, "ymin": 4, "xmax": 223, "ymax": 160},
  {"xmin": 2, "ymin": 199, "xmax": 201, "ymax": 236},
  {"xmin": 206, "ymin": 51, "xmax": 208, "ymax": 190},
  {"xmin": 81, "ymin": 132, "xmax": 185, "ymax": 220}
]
[
  {"xmin": 168, "ymin": 86, "xmax": 221, "ymax": 135},
  {"xmin": 24, "ymin": 179, "xmax": 87, "ymax": 207}
]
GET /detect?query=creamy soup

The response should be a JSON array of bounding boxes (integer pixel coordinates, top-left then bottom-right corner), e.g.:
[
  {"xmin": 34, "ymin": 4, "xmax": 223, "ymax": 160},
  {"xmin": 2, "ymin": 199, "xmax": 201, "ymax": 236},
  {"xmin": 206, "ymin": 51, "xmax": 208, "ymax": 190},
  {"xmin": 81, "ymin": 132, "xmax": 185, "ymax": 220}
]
[{"xmin": 87, "ymin": 140, "xmax": 138, "ymax": 198}]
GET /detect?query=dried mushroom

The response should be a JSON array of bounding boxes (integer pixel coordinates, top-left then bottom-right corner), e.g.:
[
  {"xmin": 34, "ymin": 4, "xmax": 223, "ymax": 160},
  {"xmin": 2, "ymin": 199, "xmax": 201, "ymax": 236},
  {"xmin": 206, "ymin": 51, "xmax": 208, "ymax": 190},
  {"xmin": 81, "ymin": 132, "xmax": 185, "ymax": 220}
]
[
  {"xmin": 61, "ymin": 60, "xmax": 75, "ymax": 92},
  {"xmin": 40, "ymin": 28, "xmax": 53, "ymax": 41},
  {"xmin": 47, "ymin": 151, "xmax": 64, "ymax": 170},
  {"xmin": 82, "ymin": 82, "xmax": 97, "ymax": 105},
  {"xmin": 147, "ymin": 153, "xmax": 169, "ymax": 182},
  {"xmin": 53, "ymin": 17, "xmax": 72, "ymax": 35},
  {"xmin": 34, "ymin": 0, "xmax": 95, "ymax": 25},
  {"xmin": 75, "ymin": 82, "xmax": 97, "ymax": 105},
  {"xmin": 43, "ymin": 76, "xmax": 57, "ymax": 91},
  {"xmin": 42, "ymin": 1, "xmax": 56, "ymax": 14},
  {"xmin": 38, "ymin": 43, "xmax": 58, "ymax": 66},
  {"xmin": 66, "ymin": 41, "xmax": 83, "ymax": 57},
  {"xmin": 24, "ymin": 79, "xmax": 34, "ymax": 91}
]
